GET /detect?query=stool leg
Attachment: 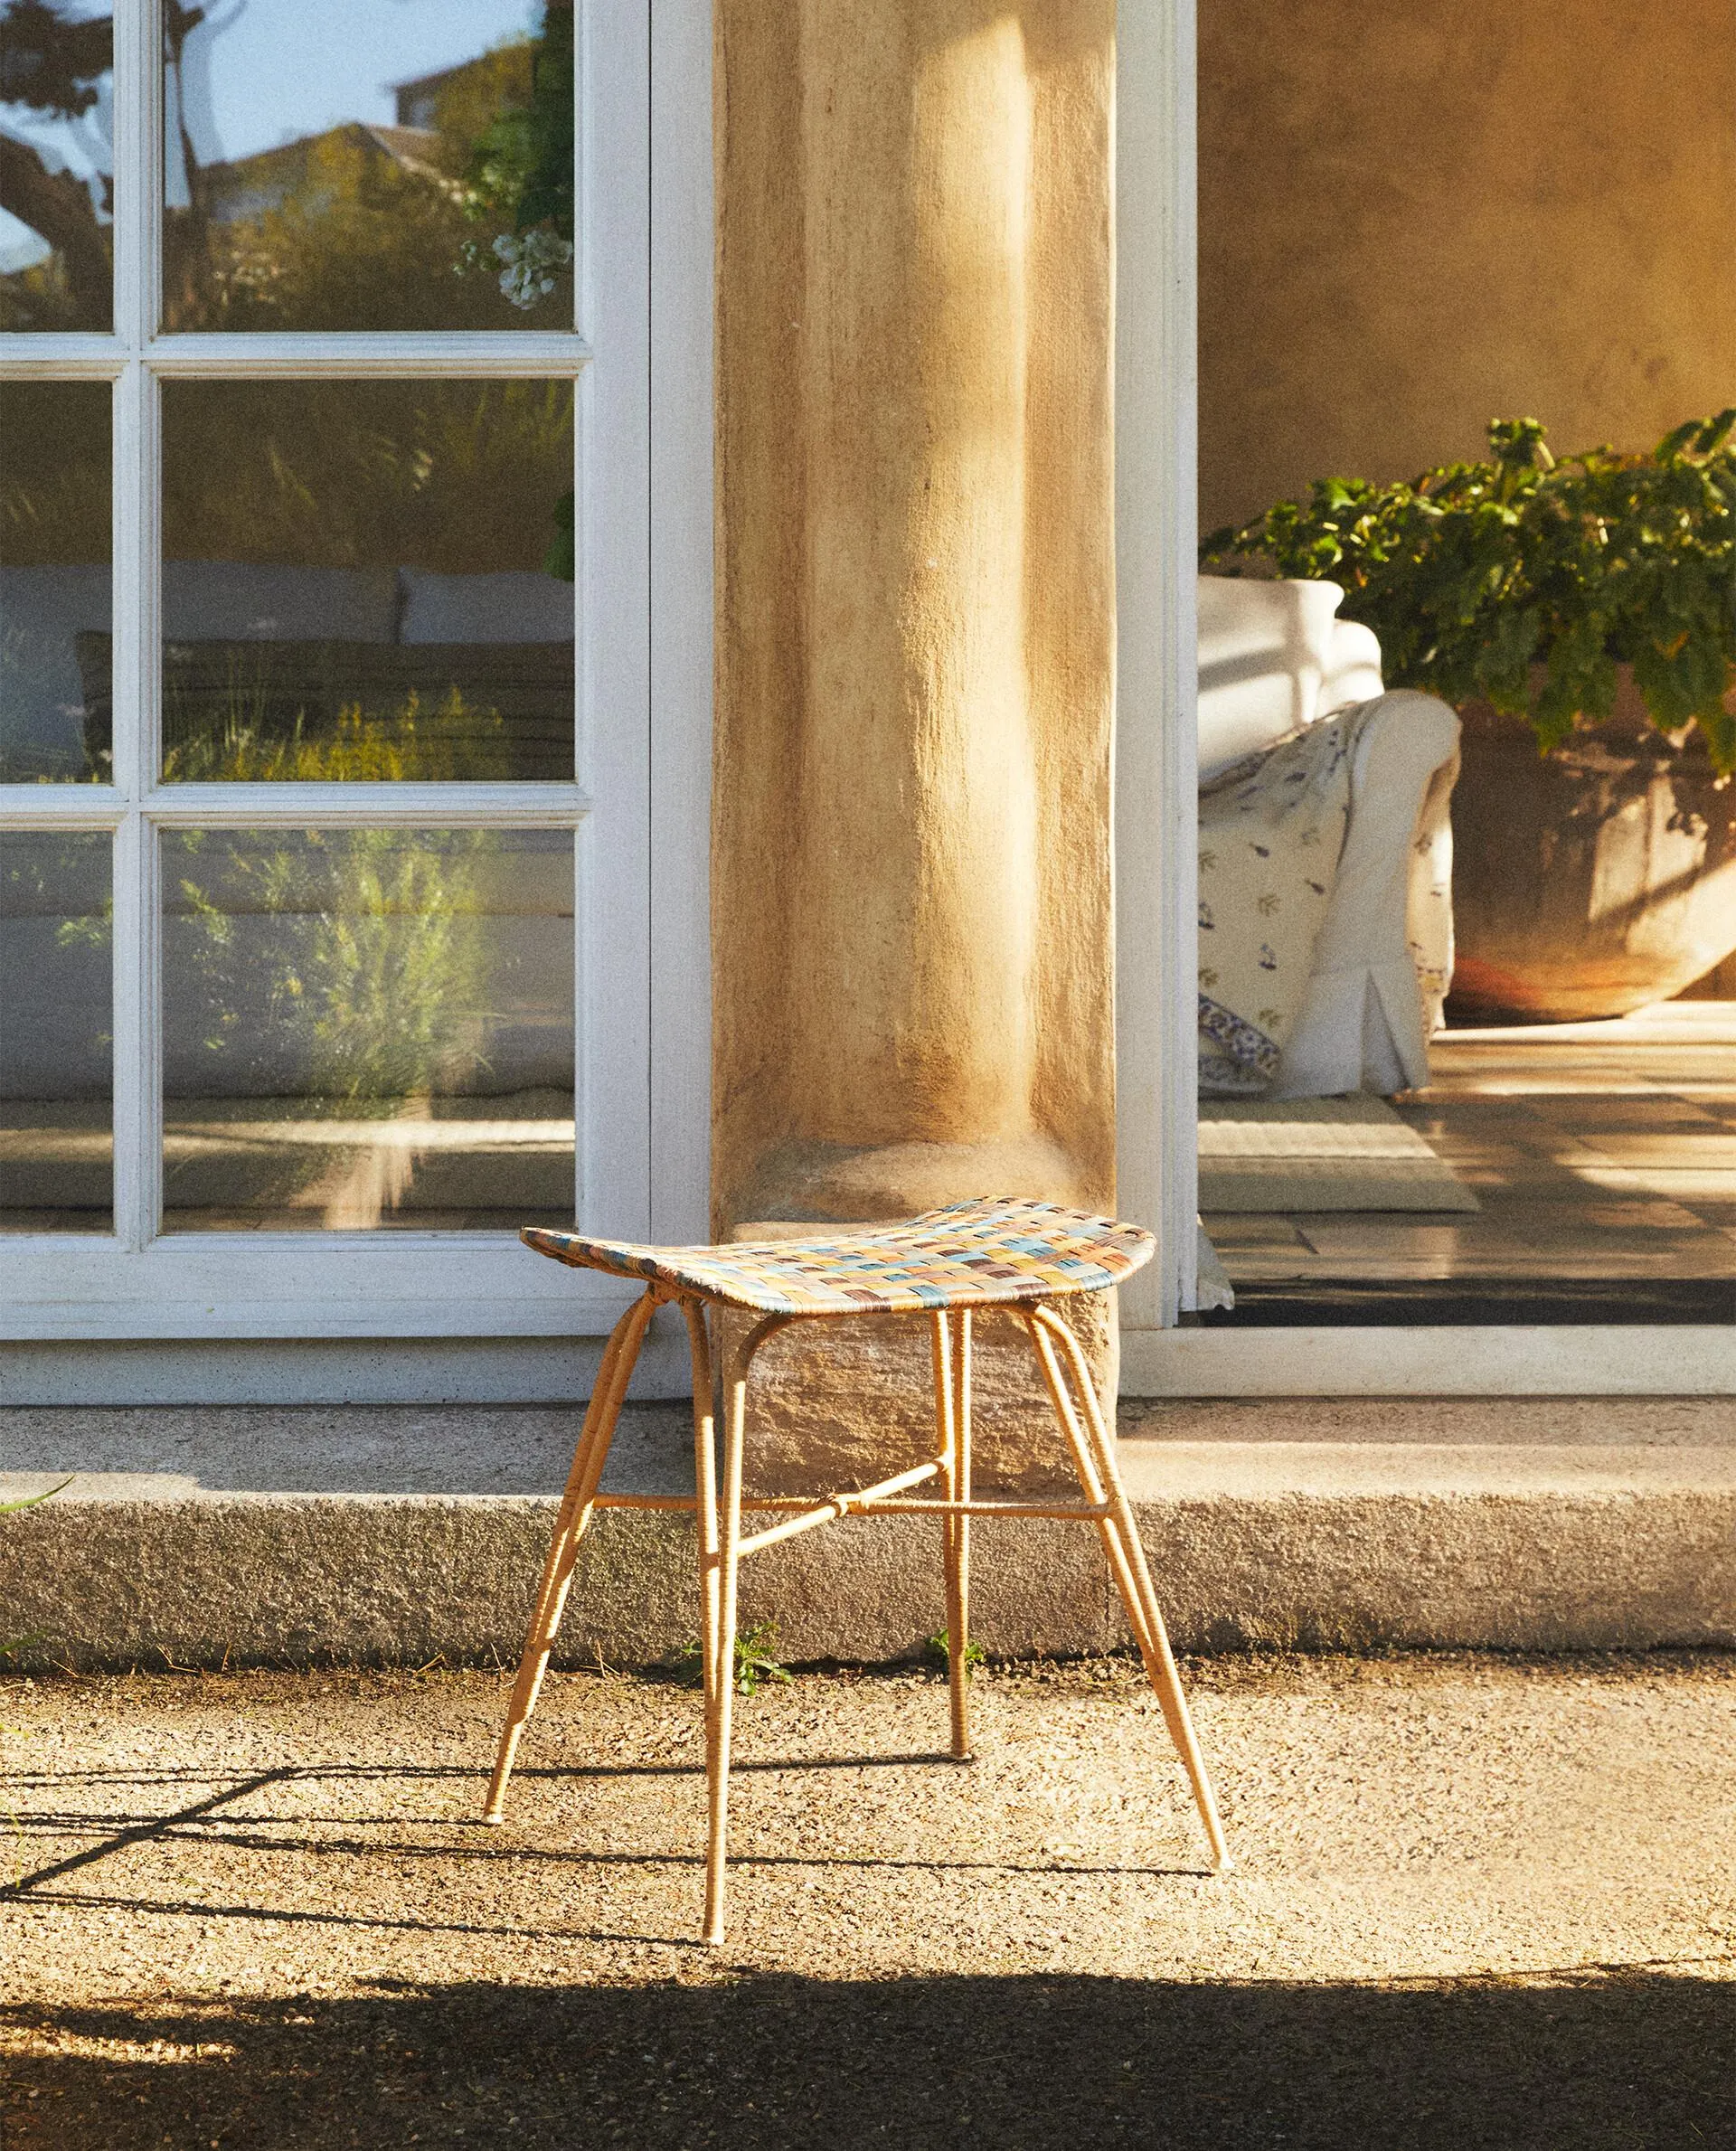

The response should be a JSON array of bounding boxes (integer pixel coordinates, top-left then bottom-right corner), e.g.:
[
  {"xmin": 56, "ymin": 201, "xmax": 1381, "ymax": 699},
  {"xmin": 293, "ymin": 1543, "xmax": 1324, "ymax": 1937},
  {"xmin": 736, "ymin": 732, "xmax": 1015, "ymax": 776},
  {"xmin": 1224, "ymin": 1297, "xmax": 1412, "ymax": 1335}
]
[
  {"xmin": 483, "ymin": 1291, "xmax": 655, "ymax": 1824},
  {"xmin": 682, "ymin": 1296, "xmax": 731, "ymax": 1941},
  {"xmin": 930, "ymin": 1308, "xmax": 974, "ymax": 1760},
  {"xmin": 1024, "ymin": 1307, "xmax": 1233, "ymax": 1873},
  {"xmin": 699, "ymin": 1310, "xmax": 791, "ymax": 1944},
  {"xmin": 680, "ymin": 1297, "xmax": 722, "ymax": 1731},
  {"xmin": 703, "ymin": 1324, "xmax": 754, "ymax": 1945}
]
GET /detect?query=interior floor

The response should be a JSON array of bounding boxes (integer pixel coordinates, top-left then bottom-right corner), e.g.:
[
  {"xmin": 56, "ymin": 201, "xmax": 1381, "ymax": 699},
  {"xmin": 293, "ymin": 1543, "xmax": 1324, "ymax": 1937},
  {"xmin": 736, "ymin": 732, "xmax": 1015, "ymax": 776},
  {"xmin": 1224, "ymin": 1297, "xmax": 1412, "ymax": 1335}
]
[{"xmin": 1202, "ymin": 1003, "xmax": 1736, "ymax": 1324}]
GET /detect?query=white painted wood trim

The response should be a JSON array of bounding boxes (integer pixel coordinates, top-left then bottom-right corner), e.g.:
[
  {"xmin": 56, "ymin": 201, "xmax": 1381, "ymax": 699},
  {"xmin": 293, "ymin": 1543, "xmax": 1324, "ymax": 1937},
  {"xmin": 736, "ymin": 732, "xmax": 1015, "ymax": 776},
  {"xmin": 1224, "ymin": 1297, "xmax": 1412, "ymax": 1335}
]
[
  {"xmin": 647, "ymin": 0, "xmax": 714, "ymax": 1247},
  {"xmin": 0, "ymin": 793, "xmax": 125, "ymax": 826},
  {"xmin": 1114, "ymin": 0, "xmax": 1199, "ymax": 1334},
  {"xmin": 138, "ymin": 333, "xmax": 592, "ymax": 376},
  {"xmin": 576, "ymin": 0, "xmax": 654, "ymax": 1246},
  {"xmin": 111, "ymin": 5, "xmax": 160, "ymax": 1242},
  {"xmin": 1121, "ymin": 1326, "xmax": 1736, "ymax": 1397},
  {"xmin": 110, "ymin": 0, "xmax": 154, "ymax": 340},
  {"xmin": 0, "ymin": 1236, "xmax": 639, "ymax": 1340},
  {"xmin": 0, "ymin": 338, "xmax": 126, "ymax": 374},
  {"xmin": 2, "ymin": 336, "xmax": 591, "ymax": 378},
  {"xmin": 133, "ymin": 785, "xmax": 591, "ymax": 825}
]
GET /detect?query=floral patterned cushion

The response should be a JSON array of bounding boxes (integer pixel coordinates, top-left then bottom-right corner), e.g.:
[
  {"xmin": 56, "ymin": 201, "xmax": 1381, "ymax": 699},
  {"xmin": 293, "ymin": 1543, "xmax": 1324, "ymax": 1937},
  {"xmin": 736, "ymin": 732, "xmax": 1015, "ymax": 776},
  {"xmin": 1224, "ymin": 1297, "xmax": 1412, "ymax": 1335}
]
[{"xmin": 1197, "ymin": 702, "xmax": 1371, "ymax": 1094}]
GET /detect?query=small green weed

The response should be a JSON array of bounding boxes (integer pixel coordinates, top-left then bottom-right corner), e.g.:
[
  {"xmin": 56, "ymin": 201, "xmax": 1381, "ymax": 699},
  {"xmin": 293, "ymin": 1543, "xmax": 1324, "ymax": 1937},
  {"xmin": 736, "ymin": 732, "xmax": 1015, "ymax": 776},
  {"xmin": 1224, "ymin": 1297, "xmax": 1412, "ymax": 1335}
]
[
  {"xmin": 0, "ymin": 1480, "xmax": 71, "ymax": 1519},
  {"xmin": 925, "ymin": 1630, "xmax": 986, "ymax": 1675},
  {"xmin": 671, "ymin": 1618, "xmax": 793, "ymax": 1698}
]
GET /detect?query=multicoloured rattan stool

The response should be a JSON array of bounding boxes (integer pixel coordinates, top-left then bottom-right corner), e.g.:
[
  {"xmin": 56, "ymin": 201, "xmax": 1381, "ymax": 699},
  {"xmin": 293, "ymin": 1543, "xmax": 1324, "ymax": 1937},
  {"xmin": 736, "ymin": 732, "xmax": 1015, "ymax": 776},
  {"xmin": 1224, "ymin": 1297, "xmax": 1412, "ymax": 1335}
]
[{"xmin": 484, "ymin": 1197, "xmax": 1231, "ymax": 1943}]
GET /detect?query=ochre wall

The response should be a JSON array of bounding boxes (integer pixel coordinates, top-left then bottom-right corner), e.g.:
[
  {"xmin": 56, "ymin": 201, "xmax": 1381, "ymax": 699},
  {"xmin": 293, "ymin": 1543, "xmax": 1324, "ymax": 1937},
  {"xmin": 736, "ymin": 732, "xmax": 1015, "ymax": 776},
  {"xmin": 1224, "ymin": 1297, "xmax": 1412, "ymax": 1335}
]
[
  {"xmin": 712, "ymin": 0, "xmax": 1116, "ymax": 1234},
  {"xmin": 1199, "ymin": 0, "xmax": 1736, "ymax": 536}
]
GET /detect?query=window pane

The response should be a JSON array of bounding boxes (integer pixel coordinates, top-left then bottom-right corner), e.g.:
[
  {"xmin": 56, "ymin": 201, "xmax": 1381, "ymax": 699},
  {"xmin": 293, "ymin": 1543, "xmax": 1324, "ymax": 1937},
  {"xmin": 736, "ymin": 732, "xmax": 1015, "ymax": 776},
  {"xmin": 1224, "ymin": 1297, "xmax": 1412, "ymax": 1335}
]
[
  {"xmin": 0, "ymin": 0, "xmax": 113, "ymax": 331},
  {"xmin": 0, "ymin": 381, "xmax": 111, "ymax": 784},
  {"xmin": 164, "ymin": 0, "xmax": 571, "ymax": 332},
  {"xmin": 0, "ymin": 832, "xmax": 111, "ymax": 1231},
  {"xmin": 161, "ymin": 826, "xmax": 574, "ymax": 1231},
  {"xmin": 146, "ymin": 379, "xmax": 575, "ymax": 784}
]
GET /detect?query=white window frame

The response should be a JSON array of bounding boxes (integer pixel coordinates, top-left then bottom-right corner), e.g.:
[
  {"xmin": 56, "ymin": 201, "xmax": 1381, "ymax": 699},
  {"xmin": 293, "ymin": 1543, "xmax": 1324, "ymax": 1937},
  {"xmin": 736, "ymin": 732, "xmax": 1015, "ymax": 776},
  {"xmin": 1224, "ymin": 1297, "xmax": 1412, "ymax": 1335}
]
[
  {"xmin": 0, "ymin": 0, "xmax": 712, "ymax": 1344},
  {"xmin": 1112, "ymin": 0, "xmax": 1736, "ymax": 1397}
]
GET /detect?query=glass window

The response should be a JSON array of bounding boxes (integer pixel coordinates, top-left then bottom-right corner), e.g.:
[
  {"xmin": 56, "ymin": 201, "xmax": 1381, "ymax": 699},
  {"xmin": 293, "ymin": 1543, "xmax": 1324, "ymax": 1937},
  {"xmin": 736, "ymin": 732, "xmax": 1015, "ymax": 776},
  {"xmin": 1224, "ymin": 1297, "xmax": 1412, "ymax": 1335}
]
[
  {"xmin": 0, "ymin": 0, "xmax": 113, "ymax": 331},
  {"xmin": 0, "ymin": 377, "xmax": 111, "ymax": 782},
  {"xmin": 149, "ymin": 378, "xmax": 574, "ymax": 783},
  {"xmin": 163, "ymin": 0, "xmax": 572, "ymax": 331},
  {"xmin": 161, "ymin": 825, "xmax": 574, "ymax": 1231},
  {"xmin": 0, "ymin": 831, "xmax": 112, "ymax": 1231},
  {"xmin": 0, "ymin": 0, "xmax": 631, "ymax": 1320}
]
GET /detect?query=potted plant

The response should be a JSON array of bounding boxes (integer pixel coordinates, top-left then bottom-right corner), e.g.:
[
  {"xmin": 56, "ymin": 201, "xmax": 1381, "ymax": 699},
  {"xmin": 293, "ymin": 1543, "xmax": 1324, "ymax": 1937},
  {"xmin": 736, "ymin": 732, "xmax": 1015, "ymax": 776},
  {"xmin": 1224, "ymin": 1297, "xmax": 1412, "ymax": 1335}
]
[{"xmin": 1202, "ymin": 413, "xmax": 1736, "ymax": 1020}]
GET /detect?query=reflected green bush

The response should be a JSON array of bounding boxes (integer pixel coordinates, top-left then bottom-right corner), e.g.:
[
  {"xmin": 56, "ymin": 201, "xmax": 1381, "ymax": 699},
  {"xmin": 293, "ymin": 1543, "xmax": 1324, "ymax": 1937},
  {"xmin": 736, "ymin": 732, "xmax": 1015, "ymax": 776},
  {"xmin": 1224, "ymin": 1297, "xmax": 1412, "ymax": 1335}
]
[
  {"xmin": 174, "ymin": 826, "xmax": 492, "ymax": 1108},
  {"xmin": 162, "ymin": 378, "xmax": 573, "ymax": 576},
  {"xmin": 163, "ymin": 687, "xmax": 516, "ymax": 786},
  {"xmin": 169, "ymin": 704, "xmax": 501, "ymax": 1104}
]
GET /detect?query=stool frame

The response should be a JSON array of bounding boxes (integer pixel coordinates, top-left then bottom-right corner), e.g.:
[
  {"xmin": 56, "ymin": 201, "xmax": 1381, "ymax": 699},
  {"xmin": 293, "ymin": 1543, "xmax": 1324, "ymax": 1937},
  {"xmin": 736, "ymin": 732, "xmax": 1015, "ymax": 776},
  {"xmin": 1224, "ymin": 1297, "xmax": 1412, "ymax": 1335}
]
[{"xmin": 482, "ymin": 1287, "xmax": 1231, "ymax": 1945}]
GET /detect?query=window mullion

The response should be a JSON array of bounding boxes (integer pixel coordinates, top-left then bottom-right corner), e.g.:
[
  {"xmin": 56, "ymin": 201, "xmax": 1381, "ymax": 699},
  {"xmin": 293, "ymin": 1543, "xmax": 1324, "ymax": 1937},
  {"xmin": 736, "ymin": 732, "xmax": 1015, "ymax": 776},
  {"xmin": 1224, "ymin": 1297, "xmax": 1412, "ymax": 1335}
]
[
  {"xmin": 112, "ymin": 0, "xmax": 157, "ymax": 345},
  {"xmin": 105, "ymin": 2, "xmax": 164, "ymax": 1250},
  {"xmin": 108, "ymin": 807, "xmax": 159, "ymax": 1250},
  {"xmin": 110, "ymin": 359, "xmax": 162, "ymax": 1250},
  {"xmin": 139, "ymin": 784, "xmax": 590, "ymax": 826}
]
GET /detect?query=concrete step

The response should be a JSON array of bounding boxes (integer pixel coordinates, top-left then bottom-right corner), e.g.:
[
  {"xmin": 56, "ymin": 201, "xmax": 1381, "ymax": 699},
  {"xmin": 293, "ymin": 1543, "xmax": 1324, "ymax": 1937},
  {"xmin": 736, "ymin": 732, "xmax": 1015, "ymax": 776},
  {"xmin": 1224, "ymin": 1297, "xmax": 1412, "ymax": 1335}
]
[{"xmin": 3, "ymin": 1399, "xmax": 1734, "ymax": 1669}]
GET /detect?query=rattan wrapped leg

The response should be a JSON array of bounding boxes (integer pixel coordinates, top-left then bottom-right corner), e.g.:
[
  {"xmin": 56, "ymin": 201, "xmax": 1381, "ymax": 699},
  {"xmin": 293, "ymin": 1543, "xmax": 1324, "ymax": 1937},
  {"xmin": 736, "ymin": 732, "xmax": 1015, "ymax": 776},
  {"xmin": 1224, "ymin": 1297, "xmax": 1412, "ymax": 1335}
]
[
  {"xmin": 1024, "ymin": 1305, "xmax": 1232, "ymax": 1873},
  {"xmin": 484, "ymin": 1291, "xmax": 655, "ymax": 1823}
]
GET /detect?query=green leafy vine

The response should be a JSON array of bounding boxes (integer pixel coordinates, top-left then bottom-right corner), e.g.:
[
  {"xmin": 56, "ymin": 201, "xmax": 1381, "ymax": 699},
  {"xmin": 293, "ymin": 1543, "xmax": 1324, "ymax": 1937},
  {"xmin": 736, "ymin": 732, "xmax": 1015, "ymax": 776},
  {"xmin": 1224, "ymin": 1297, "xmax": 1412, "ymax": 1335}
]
[{"xmin": 1203, "ymin": 411, "xmax": 1736, "ymax": 770}]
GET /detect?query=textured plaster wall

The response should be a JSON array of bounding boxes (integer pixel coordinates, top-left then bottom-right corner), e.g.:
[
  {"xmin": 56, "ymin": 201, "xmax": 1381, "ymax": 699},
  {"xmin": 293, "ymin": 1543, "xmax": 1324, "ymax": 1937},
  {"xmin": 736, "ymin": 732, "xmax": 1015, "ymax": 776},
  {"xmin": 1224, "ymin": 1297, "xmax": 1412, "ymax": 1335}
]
[
  {"xmin": 1199, "ymin": 0, "xmax": 1736, "ymax": 535},
  {"xmin": 712, "ymin": 0, "xmax": 1116, "ymax": 1233}
]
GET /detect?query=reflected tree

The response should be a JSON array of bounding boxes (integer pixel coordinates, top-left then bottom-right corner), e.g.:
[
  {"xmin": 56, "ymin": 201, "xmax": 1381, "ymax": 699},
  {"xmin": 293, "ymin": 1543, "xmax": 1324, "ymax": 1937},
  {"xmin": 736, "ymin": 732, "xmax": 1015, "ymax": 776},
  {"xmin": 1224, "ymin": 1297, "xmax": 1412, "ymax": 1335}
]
[
  {"xmin": 0, "ymin": 0, "xmax": 114, "ymax": 327},
  {"xmin": 162, "ymin": 0, "xmax": 571, "ymax": 333}
]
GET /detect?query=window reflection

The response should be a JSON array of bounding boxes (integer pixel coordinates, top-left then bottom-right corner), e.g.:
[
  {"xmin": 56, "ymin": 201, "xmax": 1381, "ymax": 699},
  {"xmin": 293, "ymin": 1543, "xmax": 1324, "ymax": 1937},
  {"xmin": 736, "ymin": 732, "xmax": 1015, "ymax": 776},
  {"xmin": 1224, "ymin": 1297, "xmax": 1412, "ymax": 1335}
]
[
  {"xmin": 0, "ymin": 831, "xmax": 112, "ymax": 1231},
  {"xmin": 0, "ymin": 0, "xmax": 113, "ymax": 330},
  {"xmin": 133, "ymin": 378, "xmax": 575, "ymax": 783},
  {"xmin": 163, "ymin": 0, "xmax": 573, "ymax": 332},
  {"xmin": 162, "ymin": 826, "xmax": 575, "ymax": 1231},
  {"xmin": 0, "ymin": 379, "xmax": 112, "ymax": 783}
]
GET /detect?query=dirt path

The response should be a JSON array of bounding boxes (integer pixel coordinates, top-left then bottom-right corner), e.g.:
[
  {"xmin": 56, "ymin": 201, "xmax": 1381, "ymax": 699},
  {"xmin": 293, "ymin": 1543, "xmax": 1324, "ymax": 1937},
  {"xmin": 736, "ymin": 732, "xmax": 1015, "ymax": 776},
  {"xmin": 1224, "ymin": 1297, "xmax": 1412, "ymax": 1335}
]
[{"xmin": 1, "ymin": 1652, "xmax": 1732, "ymax": 2147}]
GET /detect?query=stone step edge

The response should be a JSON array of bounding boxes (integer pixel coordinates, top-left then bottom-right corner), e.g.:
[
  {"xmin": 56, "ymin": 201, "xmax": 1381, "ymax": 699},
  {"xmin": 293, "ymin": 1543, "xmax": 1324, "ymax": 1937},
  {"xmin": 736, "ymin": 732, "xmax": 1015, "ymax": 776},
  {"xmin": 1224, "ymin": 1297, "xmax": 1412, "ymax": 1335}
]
[
  {"xmin": 4, "ymin": 1464, "xmax": 1733, "ymax": 1670},
  {"xmin": 5, "ymin": 1439, "xmax": 1736, "ymax": 1507}
]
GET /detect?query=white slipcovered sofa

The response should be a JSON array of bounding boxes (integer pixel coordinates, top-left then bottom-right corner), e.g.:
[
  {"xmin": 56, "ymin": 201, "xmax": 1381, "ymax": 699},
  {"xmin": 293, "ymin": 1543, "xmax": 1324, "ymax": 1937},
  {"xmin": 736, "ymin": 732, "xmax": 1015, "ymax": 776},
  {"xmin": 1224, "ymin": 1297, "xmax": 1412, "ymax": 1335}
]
[{"xmin": 1197, "ymin": 575, "xmax": 1460, "ymax": 1099}]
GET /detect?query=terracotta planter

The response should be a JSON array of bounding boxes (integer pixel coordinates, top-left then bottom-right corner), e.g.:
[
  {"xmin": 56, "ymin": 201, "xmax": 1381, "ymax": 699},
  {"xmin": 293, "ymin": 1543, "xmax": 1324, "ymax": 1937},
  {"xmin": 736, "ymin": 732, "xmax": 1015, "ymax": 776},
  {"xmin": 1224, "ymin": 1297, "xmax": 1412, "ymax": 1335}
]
[{"xmin": 1448, "ymin": 669, "xmax": 1736, "ymax": 1023}]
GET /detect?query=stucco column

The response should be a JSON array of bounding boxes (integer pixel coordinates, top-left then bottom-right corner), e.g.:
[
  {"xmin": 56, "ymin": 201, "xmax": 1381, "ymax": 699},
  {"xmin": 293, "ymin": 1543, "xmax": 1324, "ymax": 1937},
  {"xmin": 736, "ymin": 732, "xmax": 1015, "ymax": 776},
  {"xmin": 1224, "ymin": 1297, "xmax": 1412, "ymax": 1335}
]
[
  {"xmin": 714, "ymin": 0, "xmax": 1116, "ymax": 1230},
  {"xmin": 711, "ymin": 1, "xmax": 1118, "ymax": 1489}
]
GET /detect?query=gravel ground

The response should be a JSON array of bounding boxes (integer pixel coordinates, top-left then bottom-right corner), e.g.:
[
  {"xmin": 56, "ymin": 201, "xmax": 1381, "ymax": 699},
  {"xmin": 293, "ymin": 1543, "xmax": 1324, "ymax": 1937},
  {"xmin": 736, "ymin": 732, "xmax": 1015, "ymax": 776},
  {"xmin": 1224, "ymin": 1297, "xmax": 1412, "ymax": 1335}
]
[{"xmin": 0, "ymin": 1651, "xmax": 1732, "ymax": 2148}]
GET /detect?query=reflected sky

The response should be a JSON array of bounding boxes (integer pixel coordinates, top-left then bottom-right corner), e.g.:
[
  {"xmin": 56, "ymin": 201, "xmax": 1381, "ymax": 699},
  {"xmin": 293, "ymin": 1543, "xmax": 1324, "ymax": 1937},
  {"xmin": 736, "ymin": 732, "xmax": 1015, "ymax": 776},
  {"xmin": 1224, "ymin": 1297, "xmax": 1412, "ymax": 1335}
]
[
  {"xmin": 0, "ymin": 0, "xmax": 541, "ymax": 270},
  {"xmin": 168, "ymin": 0, "xmax": 539, "ymax": 199}
]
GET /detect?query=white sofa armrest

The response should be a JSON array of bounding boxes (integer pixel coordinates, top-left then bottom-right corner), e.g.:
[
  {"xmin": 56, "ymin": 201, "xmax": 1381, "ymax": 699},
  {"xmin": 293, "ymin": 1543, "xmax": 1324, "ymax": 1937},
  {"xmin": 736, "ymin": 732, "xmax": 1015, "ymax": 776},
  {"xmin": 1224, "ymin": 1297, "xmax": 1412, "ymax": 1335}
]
[
  {"xmin": 1197, "ymin": 575, "xmax": 1349, "ymax": 780},
  {"xmin": 1320, "ymin": 618, "xmax": 1384, "ymax": 714}
]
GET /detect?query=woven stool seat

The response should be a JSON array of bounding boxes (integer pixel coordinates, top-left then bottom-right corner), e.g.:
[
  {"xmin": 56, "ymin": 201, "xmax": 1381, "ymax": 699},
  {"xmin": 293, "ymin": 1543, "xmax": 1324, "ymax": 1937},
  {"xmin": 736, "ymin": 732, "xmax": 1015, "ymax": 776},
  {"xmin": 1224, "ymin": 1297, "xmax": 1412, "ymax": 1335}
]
[
  {"xmin": 522, "ymin": 1196, "xmax": 1155, "ymax": 1315},
  {"xmin": 484, "ymin": 1198, "xmax": 1231, "ymax": 1943}
]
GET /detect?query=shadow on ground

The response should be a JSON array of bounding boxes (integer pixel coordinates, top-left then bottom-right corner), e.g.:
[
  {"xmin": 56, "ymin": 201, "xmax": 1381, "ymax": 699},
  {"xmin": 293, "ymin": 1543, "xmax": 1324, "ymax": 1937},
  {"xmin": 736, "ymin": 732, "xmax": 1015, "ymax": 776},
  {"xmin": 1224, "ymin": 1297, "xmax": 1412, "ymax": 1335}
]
[{"xmin": 4, "ymin": 1967, "xmax": 1731, "ymax": 2149}]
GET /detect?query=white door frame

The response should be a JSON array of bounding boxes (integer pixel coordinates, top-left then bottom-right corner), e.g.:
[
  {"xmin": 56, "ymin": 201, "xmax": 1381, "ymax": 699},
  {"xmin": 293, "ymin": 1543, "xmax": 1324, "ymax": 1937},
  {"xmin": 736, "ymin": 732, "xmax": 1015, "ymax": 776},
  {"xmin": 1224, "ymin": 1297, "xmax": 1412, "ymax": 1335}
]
[
  {"xmin": 646, "ymin": 0, "xmax": 714, "ymax": 1258},
  {"xmin": 1110, "ymin": 0, "xmax": 1736, "ymax": 1396},
  {"xmin": 1114, "ymin": 0, "xmax": 1200, "ymax": 1349},
  {"xmin": 0, "ymin": 0, "xmax": 712, "ymax": 1351}
]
